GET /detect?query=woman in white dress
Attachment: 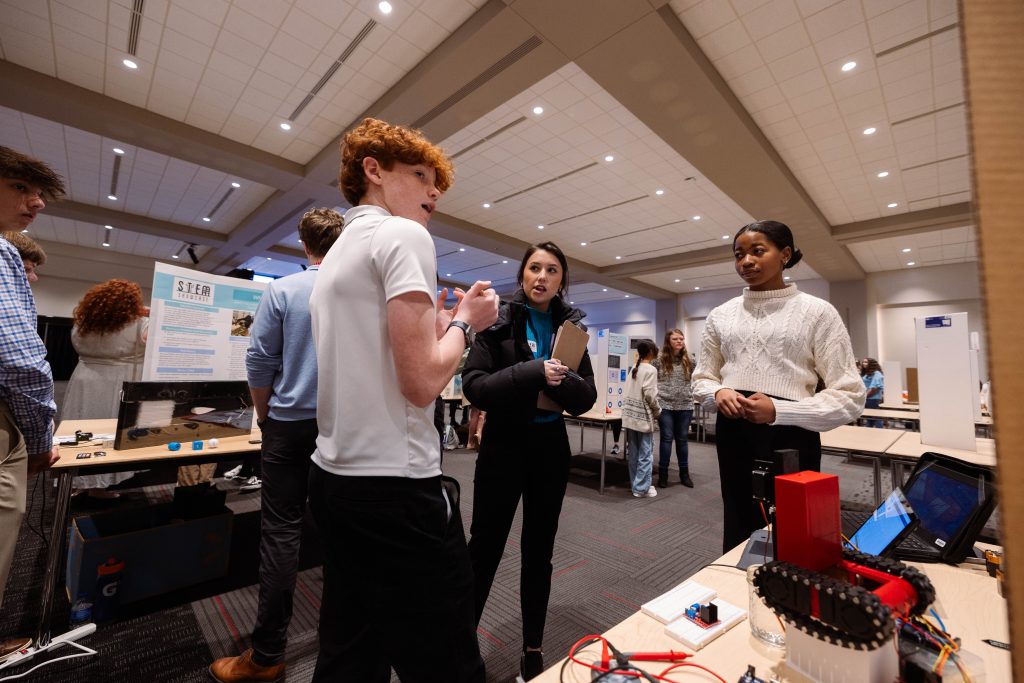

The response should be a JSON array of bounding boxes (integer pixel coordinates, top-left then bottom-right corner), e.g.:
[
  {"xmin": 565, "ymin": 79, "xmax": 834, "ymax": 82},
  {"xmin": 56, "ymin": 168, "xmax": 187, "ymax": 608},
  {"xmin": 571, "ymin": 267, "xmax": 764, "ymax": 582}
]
[{"xmin": 63, "ymin": 279, "xmax": 149, "ymax": 497}]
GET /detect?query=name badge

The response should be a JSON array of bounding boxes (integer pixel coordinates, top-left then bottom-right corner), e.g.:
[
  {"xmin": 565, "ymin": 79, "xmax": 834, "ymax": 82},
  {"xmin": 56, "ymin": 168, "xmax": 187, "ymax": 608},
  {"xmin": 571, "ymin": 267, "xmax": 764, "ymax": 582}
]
[{"xmin": 527, "ymin": 339, "xmax": 537, "ymax": 353}]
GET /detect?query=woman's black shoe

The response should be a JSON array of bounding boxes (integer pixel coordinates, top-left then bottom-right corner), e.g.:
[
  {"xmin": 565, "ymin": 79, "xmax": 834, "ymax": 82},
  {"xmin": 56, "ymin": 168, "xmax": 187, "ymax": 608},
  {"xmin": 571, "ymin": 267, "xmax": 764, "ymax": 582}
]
[
  {"xmin": 680, "ymin": 470, "xmax": 694, "ymax": 488},
  {"xmin": 657, "ymin": 473, "xmax": 669, "ymax": 489},
  {"xmin": 520, "ymin": 649, "xmax": 544, "ymax": 680}
]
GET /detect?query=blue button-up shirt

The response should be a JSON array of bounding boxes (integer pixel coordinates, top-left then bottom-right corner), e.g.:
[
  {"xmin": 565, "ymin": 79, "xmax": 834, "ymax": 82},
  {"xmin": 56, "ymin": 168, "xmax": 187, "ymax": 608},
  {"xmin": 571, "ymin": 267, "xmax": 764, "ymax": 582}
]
[{"xmin": 0, "ymin": 238, "xmax": 54, "ymax": 455}]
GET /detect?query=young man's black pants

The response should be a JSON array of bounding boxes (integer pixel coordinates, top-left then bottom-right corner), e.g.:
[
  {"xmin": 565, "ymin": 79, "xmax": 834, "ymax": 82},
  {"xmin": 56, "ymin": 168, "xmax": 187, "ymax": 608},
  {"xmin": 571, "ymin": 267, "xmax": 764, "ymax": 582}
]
[{"xmin": 308, "ymin": 466, "xmax": 484, "ymax": 683}]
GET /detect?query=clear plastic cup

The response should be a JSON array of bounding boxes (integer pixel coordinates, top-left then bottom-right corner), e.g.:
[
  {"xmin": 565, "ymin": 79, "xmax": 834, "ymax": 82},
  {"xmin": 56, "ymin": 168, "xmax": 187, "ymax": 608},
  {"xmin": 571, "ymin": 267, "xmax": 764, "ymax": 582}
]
[{"xmin": 747, "ymin": 564, "xmax": 786, "ymax": 648}]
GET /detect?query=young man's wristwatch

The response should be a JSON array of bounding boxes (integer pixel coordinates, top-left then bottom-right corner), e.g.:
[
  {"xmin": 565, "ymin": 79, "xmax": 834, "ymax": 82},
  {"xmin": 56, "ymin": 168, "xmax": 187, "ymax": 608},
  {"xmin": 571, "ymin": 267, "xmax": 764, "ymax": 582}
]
[{"xmin": 447, "ymin": 320, "xmax": 474, "ymax": 347}]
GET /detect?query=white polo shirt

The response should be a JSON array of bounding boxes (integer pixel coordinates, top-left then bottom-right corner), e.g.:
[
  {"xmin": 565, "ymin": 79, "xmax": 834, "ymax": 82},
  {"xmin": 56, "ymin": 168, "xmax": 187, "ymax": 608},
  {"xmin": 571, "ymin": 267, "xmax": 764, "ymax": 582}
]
[{"xmin": 310, "ymin": 204, "xmax": 440, "ymax": 477}]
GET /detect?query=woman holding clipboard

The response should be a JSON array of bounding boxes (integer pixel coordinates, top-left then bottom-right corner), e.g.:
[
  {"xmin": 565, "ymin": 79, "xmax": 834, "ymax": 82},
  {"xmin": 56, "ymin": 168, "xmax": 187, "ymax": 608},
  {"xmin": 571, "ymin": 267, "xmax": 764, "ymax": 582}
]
[{"xmin": 462, "ymin": 241, "xmax": 597, "ymax": 680}]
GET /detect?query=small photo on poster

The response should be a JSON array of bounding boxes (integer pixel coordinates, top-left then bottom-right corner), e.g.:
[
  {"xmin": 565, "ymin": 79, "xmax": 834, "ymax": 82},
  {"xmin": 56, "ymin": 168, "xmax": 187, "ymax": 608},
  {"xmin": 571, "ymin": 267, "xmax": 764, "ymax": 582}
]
[
  {"xmin": 608, "ymin": 355, "xmax": 620, "ymax": 368},
  {"xmin": 608, "ymin": 369, "xmax": 618, "ymax": 383},
  {"xmin": 231, "ymin": 310, "xmax": 255, "ymax": 337}
]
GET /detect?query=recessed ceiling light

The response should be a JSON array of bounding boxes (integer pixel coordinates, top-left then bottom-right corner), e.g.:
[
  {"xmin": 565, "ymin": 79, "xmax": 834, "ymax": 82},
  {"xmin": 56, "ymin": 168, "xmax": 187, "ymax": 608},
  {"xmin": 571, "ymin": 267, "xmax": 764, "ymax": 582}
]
[
  {"xmin": 580, "ymin": 242, "xmax": 587, "ymax": 246},
  {"xmin": 107, "ymin": 194, "xmax": 117, "ymax": 200},
  {"xmin": 569, "ymin": 301, "xmax": 574, "ymax": 304},
  {"xmin": 693, "ymin": 286, "xmax": 700, "ymax": 290},
  {"xmin": 624, "ymin": 295, "xmax": 630, "ymax": 298},
  {"xmin": 298, "ymin": 238, "xmax": 302, "ymax": 243},
  {"xmin": 171, "ymin": 254, "xmax": 179, "ymax": 259},
  {"xmin": 615, "ymin": 255, "xmax": 622, "ymax": 260},
  {"xmin": 20, "ymin": 229, "xmax": 28, "ymax": 234},
  {"xmin": 537, "ymin": 225, "xmax": 544, "ymax": 230},
  {"xmin": 902, "ymin": 248, "xmax": 912, "ymax": 253},
  {"xmin": 532, "ymin": 106, "xmax": 544, "ymax": 115},
  {"xmin": 122, "ymin": 58, "xmax": 138, "ymax": 69},
  {"xmin": 841, "ymin": 61, "xmax": 856, "ymax": 72},
  {"xmin": 378, "ymin": 1, "xmax": 393, "ymax": 14},
  {"xmin": 266, "ymin": 256, "xmax": 272, "ymax": 260},
  {"xmin": 104, "ymin": 224, "xmax": 113, "ymax": 230},
  {"xmin": 888, "ymin": 202, "xmax": 898, "ymax": 208},
  {"xmin": 604, "ymin": 155, "xmax": 614, "ymax": 162},
  {"xmin": 482, "ymin": 203, "xmax": 491, "ymax": 208},
  {"xmin": 502, "ymin": 260, "xmax": 508, "ymax": 264},
  {"xmin": 692, "ymin": 215, "xmax": 701, "ymax": 221},
  {"xmin": 280, "ymin": 122, "xmax": 292, "ymax": 131},
  {"xmin": 202, "ymin": 217, "xmax": 211, "ymax": 222},
  {"xmin": 863, "ymin": 127, "xmax": 876, "ymax": 135},
  {"xmin": 674, "ymin": 279, "xmax": 680, "ymax": 283},
  {"xmin": 446, "ymin": 273, "xmax": 451, "ymax": 277},
  {"xmin": 877, "ymin": 171, "xmax": 889, "ymax": 178},
  {"xmin": 112, "ymin": 147, "xmax": 125, "ymax": 155},
  {"xmin": 655, "ymin": 189, "xmax": 664, "ymax": 196},
  {"xmin": 231, "ymin": 182, "xmax": 241, "ymax": 188},
  {"xmin": 102, "ymin": 242, "xmax": 110, "ymax": 247},
  {"xmin": 784, "ymin": 276, "xmax": 791, "ymax": 281},
  {"xmin": 906, "ymin": 261, "xmax": 916, "ymax": 266},
  {"xmin": 721, "ymin": 235, "xmax": 729, "ymax": 240},
  {"xmin": 456, "ymin": 248, "xmax": 464, "ymax": 252},
  {"xmin": 602, "ymin": 288, "xmax": 607, "ymax": 292}
]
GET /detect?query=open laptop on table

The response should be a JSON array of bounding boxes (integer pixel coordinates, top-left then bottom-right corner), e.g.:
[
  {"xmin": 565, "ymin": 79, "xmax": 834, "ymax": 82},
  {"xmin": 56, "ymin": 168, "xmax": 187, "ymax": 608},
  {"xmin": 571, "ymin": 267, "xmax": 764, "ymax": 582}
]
[{"xmin": 843, "ymin": 452, "xmax": 995, "ymax": 564}]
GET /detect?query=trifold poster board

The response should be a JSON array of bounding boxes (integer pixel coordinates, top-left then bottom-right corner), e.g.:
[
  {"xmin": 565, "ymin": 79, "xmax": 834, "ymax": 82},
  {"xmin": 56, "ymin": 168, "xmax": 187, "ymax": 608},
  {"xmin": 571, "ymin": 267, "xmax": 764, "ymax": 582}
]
[
  {"xmin": 916, "ymin": 312, "xmax": 976, "ymax": 452},
  {"xmin": 881, "ymin": 360, "xmax": 902, "ymax": 404},
  {"xmin": 143, "ymin": 263, "xmax": 266, "ymax": 382},
  {"xmin": 593, "ymin": 330, "xmax": 629, "ymax": 413}
]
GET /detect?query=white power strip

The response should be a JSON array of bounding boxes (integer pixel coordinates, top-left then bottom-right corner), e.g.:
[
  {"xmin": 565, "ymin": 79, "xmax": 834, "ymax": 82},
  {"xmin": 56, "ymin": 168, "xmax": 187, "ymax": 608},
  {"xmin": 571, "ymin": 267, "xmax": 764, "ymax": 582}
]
[{"xmin": 0, "ymin": 623, "xmax": 97, "ymax": 674}]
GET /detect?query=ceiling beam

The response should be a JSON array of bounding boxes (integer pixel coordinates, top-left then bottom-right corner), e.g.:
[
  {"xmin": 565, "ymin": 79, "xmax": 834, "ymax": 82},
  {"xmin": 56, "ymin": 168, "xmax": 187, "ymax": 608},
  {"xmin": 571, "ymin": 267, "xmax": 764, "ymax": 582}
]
[
  {"xmin": 601, "ymin": 244, "xmax": 734, "ymax": 277},
  {"xmin": 45, "ymin": 199, "xmax": 228, "ymax": 247},
  {"xmin": 831, "ymin": 203, "xmax": 973, "ymax": 244},
  {"xmin": 0, "ymin": 59, "xmax": 304, "ymax": 190}
]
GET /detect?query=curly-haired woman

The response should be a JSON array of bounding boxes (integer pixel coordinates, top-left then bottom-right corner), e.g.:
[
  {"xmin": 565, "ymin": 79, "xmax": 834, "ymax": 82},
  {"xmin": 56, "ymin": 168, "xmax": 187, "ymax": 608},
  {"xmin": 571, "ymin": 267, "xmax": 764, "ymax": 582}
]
[{"xmin": 63, "ymin": 279, "xmax": 149, "ymax": 497}]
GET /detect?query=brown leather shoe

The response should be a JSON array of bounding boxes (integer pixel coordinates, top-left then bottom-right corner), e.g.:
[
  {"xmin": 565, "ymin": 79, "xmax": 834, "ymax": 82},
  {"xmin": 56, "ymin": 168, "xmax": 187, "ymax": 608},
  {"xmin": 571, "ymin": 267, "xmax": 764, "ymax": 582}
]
[
  {"xmin": 0, "ymin": 636, "xmax": 32, "ymax": 663},
  {"xmin": 209, "ymin": 649, "xmax": 284, "ymax": 682}
]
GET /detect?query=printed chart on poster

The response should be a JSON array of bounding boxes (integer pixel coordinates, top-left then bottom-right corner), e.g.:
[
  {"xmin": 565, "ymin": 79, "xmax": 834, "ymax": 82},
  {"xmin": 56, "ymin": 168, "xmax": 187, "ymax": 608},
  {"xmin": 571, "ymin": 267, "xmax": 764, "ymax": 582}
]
[{"xmin": 142, "ymin": 263, "xmax": 266, "ymax": 381}]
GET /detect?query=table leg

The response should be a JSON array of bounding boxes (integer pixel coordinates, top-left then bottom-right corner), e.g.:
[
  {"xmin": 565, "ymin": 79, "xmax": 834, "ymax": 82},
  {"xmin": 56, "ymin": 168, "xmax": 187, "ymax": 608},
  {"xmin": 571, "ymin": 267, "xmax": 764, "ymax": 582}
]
[
  {"xmin": 579, "ymin": 420, "xmax": 585, "ymax": 454},
  {"xmin": 37, "ymin": 469, "xmax": 74, "ymax": 648},
  {"xmin": 872, "ymin": 456, "xmax": 882, "ymax": 507},
  {"xmin": 599, "ymin": 423, "xmax": 607, "ymax": 495}
]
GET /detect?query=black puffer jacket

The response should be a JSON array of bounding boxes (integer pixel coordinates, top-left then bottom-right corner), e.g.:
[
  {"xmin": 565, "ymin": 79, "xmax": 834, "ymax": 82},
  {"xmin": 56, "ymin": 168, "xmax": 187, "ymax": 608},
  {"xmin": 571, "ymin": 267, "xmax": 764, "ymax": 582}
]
[{"xmin": 462, "ymin": 290, "xmax": 597, "ymax": 428}]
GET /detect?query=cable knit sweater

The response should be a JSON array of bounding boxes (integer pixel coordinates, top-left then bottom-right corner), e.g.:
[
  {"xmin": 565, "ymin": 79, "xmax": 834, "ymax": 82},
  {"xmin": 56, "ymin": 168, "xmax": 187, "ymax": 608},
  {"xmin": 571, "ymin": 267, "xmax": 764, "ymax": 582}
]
[{"xmin": 692, "ymin": 285, "xmax": 865, "ymax": 432}]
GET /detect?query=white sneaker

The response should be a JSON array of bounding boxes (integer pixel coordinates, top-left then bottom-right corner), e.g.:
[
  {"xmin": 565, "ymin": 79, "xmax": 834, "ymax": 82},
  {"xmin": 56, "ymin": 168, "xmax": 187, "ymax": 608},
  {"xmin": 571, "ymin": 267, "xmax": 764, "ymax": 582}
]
[
  {"xmin": 223, "ymin": 464, "xmax": 244, "ymax": 480},
  {"xmin": 239, "ymin": 476, "xmax": 262, "ymax": 492},
  {"xmin": 610, "ymin": 444, "xmax": 619, "ymax": 455},
  {"xmin": 646, "ymin": 486, "xmax": 658, "ymax": 498}
]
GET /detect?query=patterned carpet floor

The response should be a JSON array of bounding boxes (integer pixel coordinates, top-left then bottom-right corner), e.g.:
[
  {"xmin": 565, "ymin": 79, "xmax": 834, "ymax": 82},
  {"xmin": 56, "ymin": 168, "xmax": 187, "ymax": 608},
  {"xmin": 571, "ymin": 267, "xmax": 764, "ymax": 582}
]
[{"xmin": 0, "ymin": 428, "xmax": 954, "ymax": 682}]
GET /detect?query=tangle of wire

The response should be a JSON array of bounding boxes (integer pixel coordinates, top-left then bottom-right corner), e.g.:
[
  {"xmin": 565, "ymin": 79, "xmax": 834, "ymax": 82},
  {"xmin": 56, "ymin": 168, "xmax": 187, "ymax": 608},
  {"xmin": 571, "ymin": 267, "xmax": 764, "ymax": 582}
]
[{"xmin": 558, "ymin": 635, "xmax": 727, "ymax": 683}]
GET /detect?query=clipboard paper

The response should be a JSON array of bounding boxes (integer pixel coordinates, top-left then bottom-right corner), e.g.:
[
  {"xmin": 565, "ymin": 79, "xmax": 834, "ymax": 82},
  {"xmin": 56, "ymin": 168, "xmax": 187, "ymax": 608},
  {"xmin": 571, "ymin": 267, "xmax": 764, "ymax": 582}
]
[{"xmin": 537, "ymin": 321, "xmax": 589, "ymax": 412}]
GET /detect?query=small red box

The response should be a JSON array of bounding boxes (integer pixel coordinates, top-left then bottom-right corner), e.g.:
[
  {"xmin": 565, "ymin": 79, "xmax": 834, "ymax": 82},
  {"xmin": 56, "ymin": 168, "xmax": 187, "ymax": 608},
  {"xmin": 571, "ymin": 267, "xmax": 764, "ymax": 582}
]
[{"xmin": 774, "ymin": 471, "xmax": 841, "ymax": 571}]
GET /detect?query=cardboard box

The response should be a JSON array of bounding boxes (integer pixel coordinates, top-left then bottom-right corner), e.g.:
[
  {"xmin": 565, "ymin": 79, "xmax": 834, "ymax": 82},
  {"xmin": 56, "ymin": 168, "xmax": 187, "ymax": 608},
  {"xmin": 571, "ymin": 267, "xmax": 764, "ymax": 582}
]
[{"xmin": 66, "ymin": 502, "xmax": 232, "ymax": 606}]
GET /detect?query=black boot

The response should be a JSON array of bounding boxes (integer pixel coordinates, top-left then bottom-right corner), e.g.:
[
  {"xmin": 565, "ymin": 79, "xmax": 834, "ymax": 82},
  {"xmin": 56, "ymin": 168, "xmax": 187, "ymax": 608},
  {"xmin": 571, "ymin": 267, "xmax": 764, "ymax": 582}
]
[
  {"xmin": 680, "ymin": 469, "xmax": 693, "ymax": 488},
  {"xmin": 520, "ymin": 649, "xmax": 544, "ymax": 680},
  {"xmin": 657, "ymin": 471, "xmax": 669, "ymax": 489}
]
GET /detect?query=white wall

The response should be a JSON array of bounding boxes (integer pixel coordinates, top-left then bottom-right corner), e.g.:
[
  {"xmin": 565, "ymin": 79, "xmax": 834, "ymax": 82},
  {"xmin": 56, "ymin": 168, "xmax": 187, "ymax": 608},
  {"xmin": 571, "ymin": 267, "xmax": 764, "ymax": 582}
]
[
  {"xmin": 867, "ymin": 262, "xmax": 987, "ymax": 383},
  {"xmin": 577, "ymin": 298, "xmax": 657, "ymax": 355},
  {"xmin": 32, "ymin": 239, "xmax": 191, "ymax": 317}
]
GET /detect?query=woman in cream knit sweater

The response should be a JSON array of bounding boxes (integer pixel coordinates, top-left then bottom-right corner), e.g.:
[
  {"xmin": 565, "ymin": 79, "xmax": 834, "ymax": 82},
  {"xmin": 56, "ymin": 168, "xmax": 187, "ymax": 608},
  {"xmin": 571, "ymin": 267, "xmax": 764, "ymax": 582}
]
[{"xmin": 692, "ymin": 220, "xmax": 865, "ymax": 552}]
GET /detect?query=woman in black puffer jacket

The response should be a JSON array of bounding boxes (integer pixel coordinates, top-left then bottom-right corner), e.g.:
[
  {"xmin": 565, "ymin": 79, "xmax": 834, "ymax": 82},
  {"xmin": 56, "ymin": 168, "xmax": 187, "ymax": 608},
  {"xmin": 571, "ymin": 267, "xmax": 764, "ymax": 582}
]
[{"xmin": 462, "ymin": 241, "xmax": 596, "ymax": 680}]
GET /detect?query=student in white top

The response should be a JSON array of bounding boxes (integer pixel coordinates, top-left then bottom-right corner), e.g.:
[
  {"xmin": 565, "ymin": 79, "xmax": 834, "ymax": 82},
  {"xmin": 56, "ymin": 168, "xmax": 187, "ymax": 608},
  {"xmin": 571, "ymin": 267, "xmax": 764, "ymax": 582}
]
[
  {"xmin": 307, "ymin": 117, "xmax": 498, "ymax": 683},
  {"xmin": 692, "ymin": 220, "xmax": 865, "ymax": 553},
  {"xmin": 622, "ymin": 339, "xmax": 661, "ymax": 498}
]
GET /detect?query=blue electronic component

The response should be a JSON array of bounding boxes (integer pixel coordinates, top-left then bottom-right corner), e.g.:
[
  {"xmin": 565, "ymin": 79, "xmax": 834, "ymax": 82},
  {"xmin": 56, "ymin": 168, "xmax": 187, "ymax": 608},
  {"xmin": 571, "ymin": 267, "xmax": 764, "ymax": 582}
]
[
  {"xmin": 191, "ymin": 440, "xmax": 203, "ymax": 450},
  {"xmin": 168, "ymin": 441, "xmax": 181, "ymax": 451},
  {"xmin": 683, "ymin": 602, "xmax": 719, "ymax": 629}
]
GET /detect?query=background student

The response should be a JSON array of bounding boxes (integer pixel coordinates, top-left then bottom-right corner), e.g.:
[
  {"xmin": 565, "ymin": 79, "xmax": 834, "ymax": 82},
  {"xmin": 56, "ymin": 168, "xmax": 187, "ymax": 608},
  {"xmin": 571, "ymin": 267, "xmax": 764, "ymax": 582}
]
[
  {"xmin": 462, "ymin": 241, "xmax": 597, "ymax": 681},
  {"xmin": 622, "ymin": 339, "xmax": 661, "ymax": 498},
  {"xmin": 652, "ymin": 328, "xmax": 695, "ymax": 488},
  {"xmin": 692, "ymin": 220, "xmax": 865, "ymax": 553}
]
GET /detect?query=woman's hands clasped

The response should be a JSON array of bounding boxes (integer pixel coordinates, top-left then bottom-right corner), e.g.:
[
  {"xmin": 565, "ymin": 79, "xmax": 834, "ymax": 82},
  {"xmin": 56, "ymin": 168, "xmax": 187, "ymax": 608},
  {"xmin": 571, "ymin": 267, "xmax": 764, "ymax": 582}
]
[{"xmin": 714, "ymin": 388, "xmax": 776, "ymax": 424}]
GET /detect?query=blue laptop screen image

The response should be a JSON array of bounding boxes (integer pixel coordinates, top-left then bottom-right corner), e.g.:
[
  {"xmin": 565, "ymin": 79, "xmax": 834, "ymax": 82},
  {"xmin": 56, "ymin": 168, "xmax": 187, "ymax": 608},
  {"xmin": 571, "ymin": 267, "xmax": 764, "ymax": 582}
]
[
  {"xmin": 904, "ymin": 467, "xmax": 980, "ymax": 543},
  {"xmin": 846, "ymin": 489, "xmax": 915, "ymax": 556}
]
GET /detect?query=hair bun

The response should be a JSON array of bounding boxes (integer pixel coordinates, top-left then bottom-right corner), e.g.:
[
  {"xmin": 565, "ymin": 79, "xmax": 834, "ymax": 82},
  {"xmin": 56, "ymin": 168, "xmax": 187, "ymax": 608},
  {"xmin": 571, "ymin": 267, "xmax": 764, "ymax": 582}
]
[{"xmin": 785, "ymin": 248, "xmax": 803, "ymax": 269}]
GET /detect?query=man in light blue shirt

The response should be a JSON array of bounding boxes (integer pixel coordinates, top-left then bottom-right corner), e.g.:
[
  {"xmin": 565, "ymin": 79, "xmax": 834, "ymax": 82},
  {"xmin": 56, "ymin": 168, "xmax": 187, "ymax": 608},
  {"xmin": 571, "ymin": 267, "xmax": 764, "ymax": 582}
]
[{"xmin": 210, "ymin": 208, "xmax": 343, "ymax": 683}]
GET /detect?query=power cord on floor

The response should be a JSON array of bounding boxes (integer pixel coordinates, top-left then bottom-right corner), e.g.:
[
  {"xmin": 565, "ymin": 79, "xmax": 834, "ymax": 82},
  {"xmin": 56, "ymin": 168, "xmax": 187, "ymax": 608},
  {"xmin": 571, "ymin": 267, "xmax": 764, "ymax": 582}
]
[
  {"xmin": 23, "ymin": 472, "xmax": 49, "ymax": 550},
  {"xmin": 0, "ymin": 638, "xmax": 97, "ymax": 681}
]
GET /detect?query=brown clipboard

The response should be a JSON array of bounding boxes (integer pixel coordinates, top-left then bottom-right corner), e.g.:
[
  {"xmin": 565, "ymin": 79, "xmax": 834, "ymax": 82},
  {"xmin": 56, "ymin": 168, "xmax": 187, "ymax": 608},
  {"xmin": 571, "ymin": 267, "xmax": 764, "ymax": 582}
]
[{"xmin": 537, "ymin": 321, "xmax": 590, "ymax": 411}]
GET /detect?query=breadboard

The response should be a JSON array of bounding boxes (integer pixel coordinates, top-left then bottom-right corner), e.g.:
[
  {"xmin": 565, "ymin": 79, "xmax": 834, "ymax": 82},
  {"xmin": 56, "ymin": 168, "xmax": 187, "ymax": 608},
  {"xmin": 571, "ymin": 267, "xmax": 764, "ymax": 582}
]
[
  {"xmin": 663, "ymin": 597, "xmax": 746, "ymax": 651},
  {"xmin": 640, "ymin": 580, "xmax": 716, "ymax": 624}
]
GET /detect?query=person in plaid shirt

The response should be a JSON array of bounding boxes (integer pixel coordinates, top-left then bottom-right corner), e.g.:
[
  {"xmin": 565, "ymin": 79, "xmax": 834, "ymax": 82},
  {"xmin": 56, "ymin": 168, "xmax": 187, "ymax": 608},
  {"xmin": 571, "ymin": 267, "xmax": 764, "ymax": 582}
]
[{"xmin": 0, "ymin": 146, "xmax": 63, "ymax": 663}]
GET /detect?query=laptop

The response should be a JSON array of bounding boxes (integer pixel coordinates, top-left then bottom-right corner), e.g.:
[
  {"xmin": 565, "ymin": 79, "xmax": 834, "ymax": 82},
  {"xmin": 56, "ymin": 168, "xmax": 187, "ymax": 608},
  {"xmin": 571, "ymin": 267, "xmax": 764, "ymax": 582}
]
[{"xmin": 844, "ymin": 452, "xmax": 995, "ymax": 564}]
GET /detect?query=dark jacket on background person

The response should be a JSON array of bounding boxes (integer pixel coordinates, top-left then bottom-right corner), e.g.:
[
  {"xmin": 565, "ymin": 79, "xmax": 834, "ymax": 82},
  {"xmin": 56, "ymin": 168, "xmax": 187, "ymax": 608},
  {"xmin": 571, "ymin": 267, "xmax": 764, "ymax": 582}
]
[{"xmin": 462, "ymin": 290, "xmax": 597, "ymax": 428}]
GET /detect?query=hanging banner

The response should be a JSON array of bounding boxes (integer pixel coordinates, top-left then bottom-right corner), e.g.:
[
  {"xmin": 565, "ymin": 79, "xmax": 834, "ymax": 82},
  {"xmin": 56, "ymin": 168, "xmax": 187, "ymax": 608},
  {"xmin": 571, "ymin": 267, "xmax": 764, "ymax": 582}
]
[{"xmin": 142, "ymin": 263, "xmax": 266, "ymax": 381}]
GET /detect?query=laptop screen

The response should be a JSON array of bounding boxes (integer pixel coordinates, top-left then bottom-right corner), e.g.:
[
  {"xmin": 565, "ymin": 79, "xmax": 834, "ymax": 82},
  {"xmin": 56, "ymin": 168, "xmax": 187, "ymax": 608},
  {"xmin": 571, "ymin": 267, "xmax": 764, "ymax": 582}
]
[
  {"xmin": 847, "ymin": 488, "xmax": 915, "ymax": 556},
  {"xmin": 904, "ymin": 464, "xmax": 982, "ymax": 542}
]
